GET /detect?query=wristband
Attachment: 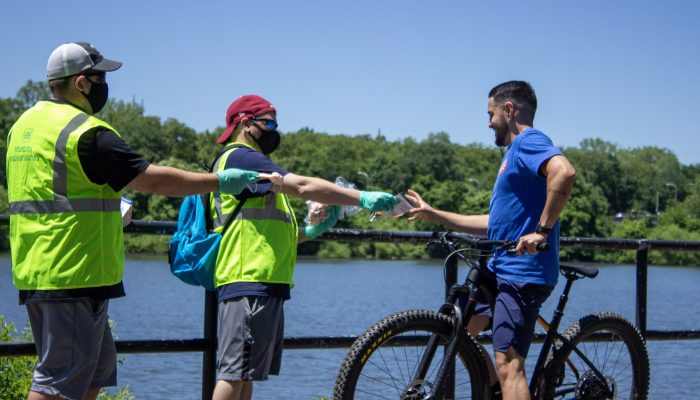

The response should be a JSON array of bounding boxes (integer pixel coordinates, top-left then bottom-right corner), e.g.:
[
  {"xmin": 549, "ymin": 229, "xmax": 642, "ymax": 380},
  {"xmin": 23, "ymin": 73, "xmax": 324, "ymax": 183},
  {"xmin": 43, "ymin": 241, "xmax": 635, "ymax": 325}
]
[{"xmin": 535, "ymin": 223, "xmax": 552, "ymax": 236}]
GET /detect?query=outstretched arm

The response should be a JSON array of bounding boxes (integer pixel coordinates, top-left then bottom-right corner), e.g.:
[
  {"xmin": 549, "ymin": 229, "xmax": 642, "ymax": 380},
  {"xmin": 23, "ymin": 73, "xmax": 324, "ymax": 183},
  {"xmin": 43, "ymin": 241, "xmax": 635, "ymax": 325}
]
[
  {"xmin": 405, "ymin": 189, "xmax": 489, "ymax": 236},
  {"xmin": 127, "ymin": 165, "xmax": 219, "ymax": 196},
  {"xmin": 127, "ymin": 165, "xmax": 258, "ymax": 196},
  {"xmin": 276, "ymin": 173, "xmax": 362, "ymax": 205},
  {"xmin": 272, "ymin": 173, "xmax": 396, "ymax": 211}
]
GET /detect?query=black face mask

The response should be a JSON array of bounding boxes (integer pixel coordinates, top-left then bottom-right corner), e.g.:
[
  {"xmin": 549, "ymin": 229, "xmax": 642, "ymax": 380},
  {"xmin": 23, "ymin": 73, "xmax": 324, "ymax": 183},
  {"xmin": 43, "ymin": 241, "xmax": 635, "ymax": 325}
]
[
  {"xmin": 247, "ymin": 129, "xmax": 281, "ymax": 155},
  {"xmin": 81, "ymin": 78, "xmax": 109, "ymax": 114}
]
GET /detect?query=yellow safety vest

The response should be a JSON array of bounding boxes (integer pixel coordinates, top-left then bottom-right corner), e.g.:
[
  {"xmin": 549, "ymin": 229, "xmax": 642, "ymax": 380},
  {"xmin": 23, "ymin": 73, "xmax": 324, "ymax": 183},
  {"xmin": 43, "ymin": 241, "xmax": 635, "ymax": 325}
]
[
  {"xmin": 7, "ymin": 100, "xmax": 124, "ymax": 290},
  {"xmin": 211, "ymin": 143, "xmax": 298, "ymax": 288}
]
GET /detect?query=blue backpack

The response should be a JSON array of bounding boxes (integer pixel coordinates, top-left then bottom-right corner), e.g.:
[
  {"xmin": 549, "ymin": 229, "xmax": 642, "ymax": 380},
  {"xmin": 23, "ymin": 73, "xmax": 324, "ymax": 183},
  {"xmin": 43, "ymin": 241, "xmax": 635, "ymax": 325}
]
[{"xmin": 168, "ymin": 145, "xmax": 247, "ymax": 291}]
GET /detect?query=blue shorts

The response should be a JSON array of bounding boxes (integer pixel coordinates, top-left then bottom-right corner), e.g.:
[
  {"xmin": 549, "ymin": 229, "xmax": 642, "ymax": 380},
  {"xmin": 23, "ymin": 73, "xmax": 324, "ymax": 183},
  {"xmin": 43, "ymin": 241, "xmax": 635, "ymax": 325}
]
[{"xmin": 465, "ymin": 276, "xmax": 553, "ymax": 358}]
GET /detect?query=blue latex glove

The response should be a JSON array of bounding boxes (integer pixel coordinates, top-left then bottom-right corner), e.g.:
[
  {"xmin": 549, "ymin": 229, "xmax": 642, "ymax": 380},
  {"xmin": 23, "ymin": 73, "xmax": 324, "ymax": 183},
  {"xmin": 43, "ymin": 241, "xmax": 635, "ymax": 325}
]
[
  {"xmin": 359, "ymin": 191, "xmax": 398, "ymax": 211},
  {"xmin": 304, "ymin": 205, "xmax": 340, "ymax": 240},
  {"xmin": 216, "ymin": 168, "xmax": 259, "ymax": 195}
]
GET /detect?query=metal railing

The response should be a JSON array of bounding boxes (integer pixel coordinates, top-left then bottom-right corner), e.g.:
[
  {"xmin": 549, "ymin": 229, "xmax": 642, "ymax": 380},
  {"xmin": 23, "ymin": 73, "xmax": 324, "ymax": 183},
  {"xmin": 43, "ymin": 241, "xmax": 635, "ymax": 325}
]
[{"xmin": 1, "ymin": 216, "xmax": 700, "ymax": 399}]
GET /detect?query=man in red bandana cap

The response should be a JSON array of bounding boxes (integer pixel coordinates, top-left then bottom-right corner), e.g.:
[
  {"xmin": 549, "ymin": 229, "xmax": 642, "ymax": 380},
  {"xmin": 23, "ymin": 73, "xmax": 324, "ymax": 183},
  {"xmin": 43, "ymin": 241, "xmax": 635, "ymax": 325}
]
[{"xmin": 211, "ymin": 95, "xmax": 398, "ymax": 400}]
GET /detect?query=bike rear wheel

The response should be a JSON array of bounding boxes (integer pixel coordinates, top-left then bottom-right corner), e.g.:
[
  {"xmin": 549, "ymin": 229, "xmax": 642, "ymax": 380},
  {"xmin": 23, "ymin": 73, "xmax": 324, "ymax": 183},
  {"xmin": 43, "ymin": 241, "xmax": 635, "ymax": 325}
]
[
  {"xmin": 541, "ymin": 312, "xmax": 649, "ymax": 400},
  {"xmin": 334, "ymin": 309, "xmax": 489, "ymax": 400}
]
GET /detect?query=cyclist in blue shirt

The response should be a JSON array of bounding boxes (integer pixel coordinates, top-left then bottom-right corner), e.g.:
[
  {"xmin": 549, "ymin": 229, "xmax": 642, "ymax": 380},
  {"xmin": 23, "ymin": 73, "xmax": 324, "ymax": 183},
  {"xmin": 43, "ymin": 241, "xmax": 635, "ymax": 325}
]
[{"xmin": 406, "ymin": 81, "xmax": 576, "ymax": 400}]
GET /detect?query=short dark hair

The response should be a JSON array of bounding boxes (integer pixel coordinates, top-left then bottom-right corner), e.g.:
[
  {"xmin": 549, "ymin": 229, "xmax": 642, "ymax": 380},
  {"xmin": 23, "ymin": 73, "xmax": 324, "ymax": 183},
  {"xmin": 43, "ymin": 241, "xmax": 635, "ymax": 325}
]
[
  {"xmin": 488, "ymin": 81, "xmax": 537, "ymax": 124},
  {"xmin": 48, "ymin": 77, "xmax": 72, "ymax": 94}
]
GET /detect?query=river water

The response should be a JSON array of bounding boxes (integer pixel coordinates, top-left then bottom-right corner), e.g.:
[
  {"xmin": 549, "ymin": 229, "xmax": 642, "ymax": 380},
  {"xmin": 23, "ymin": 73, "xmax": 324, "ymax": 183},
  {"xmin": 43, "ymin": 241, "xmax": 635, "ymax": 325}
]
[{"xmin": 1, "ymin": 254, "xmax": 699, "ymax": 399}]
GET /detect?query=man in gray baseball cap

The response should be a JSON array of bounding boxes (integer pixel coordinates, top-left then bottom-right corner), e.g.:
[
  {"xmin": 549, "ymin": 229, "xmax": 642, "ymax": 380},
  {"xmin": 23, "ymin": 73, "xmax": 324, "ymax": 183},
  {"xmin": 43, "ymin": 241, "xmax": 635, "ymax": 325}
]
[
  {"xmin": 46, "ymin": 42, "xmax": 122, "ymax": 80},
  {"xmin": 6, "ymin": 42, "xmax": 261, "ymax": 400}
]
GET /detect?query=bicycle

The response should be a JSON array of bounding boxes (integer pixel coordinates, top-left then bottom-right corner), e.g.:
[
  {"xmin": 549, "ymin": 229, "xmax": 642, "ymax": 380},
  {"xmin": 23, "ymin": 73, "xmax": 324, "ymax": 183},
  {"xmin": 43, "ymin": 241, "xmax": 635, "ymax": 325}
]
[{"xmin": 333, "ymin": 232, "xmax": 650, "ymax": 399}]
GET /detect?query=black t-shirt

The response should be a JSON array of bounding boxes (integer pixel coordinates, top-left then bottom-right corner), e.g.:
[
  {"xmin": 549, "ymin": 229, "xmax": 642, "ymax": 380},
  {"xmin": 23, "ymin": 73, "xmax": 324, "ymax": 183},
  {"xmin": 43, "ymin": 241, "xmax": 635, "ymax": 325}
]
[
  {"xmin": 78, "ymin": 128, "xmax": 151, "ymax": 192},
  {"xmin": 19, "ymin": 128, "xmax": 150, "ymax": 304}
]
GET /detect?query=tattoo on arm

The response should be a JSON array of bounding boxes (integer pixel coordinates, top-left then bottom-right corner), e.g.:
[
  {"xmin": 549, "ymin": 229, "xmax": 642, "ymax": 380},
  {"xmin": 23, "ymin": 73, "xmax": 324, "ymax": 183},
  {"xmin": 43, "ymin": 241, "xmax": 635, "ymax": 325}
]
[{"xmin": 548, "ymin": 188, "xmax": 569, "ymax": 197}]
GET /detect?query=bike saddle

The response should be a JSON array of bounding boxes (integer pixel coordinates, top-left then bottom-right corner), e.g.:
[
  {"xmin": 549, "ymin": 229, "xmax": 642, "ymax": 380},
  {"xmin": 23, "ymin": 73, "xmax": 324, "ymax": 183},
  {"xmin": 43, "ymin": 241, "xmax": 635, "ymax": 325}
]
[{"xmin": 560, "ymin": 263, "xmax": 599, "ymax": 279}]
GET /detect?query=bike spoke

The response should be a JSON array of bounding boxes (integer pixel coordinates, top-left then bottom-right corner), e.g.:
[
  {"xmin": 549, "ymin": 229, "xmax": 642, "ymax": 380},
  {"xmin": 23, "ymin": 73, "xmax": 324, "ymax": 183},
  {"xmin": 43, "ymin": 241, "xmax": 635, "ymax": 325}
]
[{"xmin": 548, "ymin": 315, "xmax": 648, "ymax": 400}]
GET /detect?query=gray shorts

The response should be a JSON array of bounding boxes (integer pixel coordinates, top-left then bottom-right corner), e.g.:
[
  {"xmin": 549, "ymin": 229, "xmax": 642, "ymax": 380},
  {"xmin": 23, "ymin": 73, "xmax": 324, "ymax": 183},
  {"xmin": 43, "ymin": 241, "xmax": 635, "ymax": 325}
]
[
  {"xmin": 26, "ymin": 299, "xmax": 117, "ymax": 400},
  {"xmin": 217, "ymin": 296, "xmax": 284, "ymax": 381}
]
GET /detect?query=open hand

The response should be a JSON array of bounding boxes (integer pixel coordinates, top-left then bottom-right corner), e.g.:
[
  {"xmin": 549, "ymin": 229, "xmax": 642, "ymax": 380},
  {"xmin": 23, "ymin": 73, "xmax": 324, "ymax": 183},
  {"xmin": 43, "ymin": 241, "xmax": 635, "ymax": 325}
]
[{"xmin": 404, "ymin": 189, "xmax": 434, "ymax": 222}]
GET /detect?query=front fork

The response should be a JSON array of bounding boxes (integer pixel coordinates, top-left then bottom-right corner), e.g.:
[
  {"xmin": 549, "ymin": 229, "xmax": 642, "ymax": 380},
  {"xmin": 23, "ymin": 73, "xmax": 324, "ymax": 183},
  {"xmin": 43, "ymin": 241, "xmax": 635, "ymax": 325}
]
[{"xmin": 412, "ymin": 280, "xmax": 479, "ymax": 398}]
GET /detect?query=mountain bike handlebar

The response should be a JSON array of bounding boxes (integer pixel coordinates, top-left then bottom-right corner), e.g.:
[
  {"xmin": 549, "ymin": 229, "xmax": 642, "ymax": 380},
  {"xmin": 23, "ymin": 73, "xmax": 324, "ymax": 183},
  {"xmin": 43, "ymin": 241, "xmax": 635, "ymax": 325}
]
[{"xmin": 437, "ymin": 231, "xmax": 550, "ymax": 252}]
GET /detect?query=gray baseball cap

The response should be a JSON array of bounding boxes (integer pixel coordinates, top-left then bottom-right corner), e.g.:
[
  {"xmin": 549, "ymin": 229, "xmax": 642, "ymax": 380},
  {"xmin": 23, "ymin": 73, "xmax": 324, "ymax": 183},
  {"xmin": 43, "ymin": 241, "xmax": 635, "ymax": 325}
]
[{"xmin": 46, "ymin": 42, "xmax": 122, "ymax": 80}]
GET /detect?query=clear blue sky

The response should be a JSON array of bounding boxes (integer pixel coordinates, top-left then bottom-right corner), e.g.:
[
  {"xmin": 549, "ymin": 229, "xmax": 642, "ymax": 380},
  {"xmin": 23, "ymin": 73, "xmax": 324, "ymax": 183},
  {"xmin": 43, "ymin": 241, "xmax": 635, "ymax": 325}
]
[{"xmin": 2, "ymin": 0, "xmax": 700, "ymax": 165}]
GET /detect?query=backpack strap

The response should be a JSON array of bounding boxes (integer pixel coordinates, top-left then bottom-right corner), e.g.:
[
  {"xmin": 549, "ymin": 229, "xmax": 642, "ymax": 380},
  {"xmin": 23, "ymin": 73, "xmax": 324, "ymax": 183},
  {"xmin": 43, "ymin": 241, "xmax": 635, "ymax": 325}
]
[
  {"xmin": 219, "ymin": 196, "xmax": 246, "ymax": 234},
  {"xmin": 210, "ymin": 143, "xmax": 248, "ymax": 172},
  {"xmin": 202, "ymin": 192, "xmax": 246, "ymax": 234},
  {"xmin": 204, "ymin": 143, "xmax": 250, "ymax": 232}
]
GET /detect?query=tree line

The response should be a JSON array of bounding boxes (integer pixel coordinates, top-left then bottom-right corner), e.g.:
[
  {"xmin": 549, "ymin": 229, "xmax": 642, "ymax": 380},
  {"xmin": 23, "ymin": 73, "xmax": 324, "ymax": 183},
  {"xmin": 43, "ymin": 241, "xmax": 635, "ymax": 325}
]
[{"xmin": 2, "ymin": 80, "xmax": 700, "ymax": 265}]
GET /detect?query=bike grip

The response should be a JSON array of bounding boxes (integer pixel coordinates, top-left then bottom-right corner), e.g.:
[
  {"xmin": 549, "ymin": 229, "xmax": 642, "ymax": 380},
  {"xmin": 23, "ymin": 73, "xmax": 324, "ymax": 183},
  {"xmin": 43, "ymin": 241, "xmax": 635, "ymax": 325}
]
[{"xmin": 505, "ymin": 241, "xmax": 549, "ymax": 255}]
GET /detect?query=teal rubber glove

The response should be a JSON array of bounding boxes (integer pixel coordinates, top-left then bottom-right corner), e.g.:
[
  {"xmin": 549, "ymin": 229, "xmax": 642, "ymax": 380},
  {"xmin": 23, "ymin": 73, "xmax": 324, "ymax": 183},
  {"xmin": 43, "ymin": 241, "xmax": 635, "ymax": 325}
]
[
  {"xmin": 359, "ymin": 191, "xmax": 398, "ymax": 211},
  {"xmin": 216, "ymin": 168, "xmax": 259, "ymax": 195},
  {"xmin": 304, "ymin": 205, "xmax": 340, "ymax": 240}
]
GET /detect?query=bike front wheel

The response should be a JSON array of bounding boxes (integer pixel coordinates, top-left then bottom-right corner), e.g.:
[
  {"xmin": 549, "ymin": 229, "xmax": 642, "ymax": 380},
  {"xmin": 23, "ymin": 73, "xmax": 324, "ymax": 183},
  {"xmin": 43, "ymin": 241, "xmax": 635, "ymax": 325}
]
[
  {"xmin": 540, "ymin": 312, "xmax": 649, "ymax": 400},
  {"xmin": 334, "ymin": 309, "xmax": 489, "ymax": 400}
]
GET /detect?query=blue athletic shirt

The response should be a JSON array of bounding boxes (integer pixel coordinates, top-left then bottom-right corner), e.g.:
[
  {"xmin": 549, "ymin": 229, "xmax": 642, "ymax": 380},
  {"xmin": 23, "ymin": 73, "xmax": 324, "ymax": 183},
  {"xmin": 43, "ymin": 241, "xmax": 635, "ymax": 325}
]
[
  {"xmin": 215, "ymin": 144, "xmax": 292, "ymax": 303},
  {"xmin": 487, "ymin": 128, "xmax": 562, "ymax": 286}
]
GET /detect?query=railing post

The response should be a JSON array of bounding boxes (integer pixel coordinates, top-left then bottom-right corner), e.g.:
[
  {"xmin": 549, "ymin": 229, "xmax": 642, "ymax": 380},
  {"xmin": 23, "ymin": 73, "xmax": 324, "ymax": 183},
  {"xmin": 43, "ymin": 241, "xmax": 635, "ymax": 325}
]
[
  {"xmin": 635, "ymin": 245, "xmax": 649, "ymax": 338},
  {"xmin": 444, "ymin": 253, "xmax": 458, "ymax": 301},
  {"xmin": 443, "ymin": 253, "xmax": 458, "ymax": 399},
  {"xmin": 202, "ymin": 290, "xmax": 218, "ymax": 400}
]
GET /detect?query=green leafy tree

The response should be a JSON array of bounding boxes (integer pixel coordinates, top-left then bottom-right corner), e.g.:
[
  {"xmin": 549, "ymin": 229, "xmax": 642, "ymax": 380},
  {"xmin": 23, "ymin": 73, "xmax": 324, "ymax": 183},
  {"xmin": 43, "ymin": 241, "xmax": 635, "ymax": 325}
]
[
  {"xmin": 162, "ymin": 119, "xmax": 203, "ymax": 165},
  {"xmin": 618, "ymin": 146, "xmax": 686, "ymax": 214},
  {"xmin": 0, "ymin": 97, "xmax": 26, "ymax": 185},
  {"xmin": 0, "ymin": 185, "xmax": 8, "ymax": 250},
  {"xmin": 679, "ymin": 174, "xmax": 700, "ymax": 219},
  {"xmin": 0, "ymin": 315, "xmax": 132, "ymax": 400},
  {"xmin": 0, "ymin": 316, "xmax": 34, "ymax": 400},
  {"xmin": 370, "ymin": 138, "xmax": 420, "ymax": 194},
  {"xmin": 99, "ymin": 100, "xmax": 169, "ymax": 163},
  {"xmin": 647, "ymin": 224, "xmax": 700, "ymax": 265},
  {"xmin": 559, "ymin": 174, "xmax": 612, "ymax": 260},
  {"xmin": 15, "ymin": 80, "xmax": 50, "ymax": 109},
  {"xmin": 565, "ymin": 139, "xmax": 629, "ymax": 213},
  {"xmin": 4, "ymin": 80, "xmax": 700, "ymax": 262}
]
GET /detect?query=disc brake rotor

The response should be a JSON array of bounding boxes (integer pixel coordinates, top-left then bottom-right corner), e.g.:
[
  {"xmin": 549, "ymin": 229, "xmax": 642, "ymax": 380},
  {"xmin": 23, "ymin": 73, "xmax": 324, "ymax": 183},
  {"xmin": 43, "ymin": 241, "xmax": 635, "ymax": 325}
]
[
  {"xmin": 575, "ymin": 370, "xmax": 615, "ymax": 400},
  {"xmin": 400, "ymin": 379, "xmax": 432, "ymax": 400}
]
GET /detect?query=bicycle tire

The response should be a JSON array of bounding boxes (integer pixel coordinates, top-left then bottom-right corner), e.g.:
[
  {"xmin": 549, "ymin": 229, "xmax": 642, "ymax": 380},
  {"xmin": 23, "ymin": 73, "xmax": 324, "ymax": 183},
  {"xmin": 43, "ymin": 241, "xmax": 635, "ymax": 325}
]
[
  {"xmin": 540, "ymin": 312, "xmax": 649, "ymax": 400},
  {"xmin": 334, "ymin": 309, "xmax": 490, "ymax": 400}
]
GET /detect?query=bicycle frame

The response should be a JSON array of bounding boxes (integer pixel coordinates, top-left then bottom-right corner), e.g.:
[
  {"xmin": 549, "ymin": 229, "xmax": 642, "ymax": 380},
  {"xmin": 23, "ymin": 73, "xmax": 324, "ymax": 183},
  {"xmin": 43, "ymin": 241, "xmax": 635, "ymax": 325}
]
[
  {"xmin": 529, "ymin": 269, "xmax": 613, "ymax": 398},
  {"xmin": 409, "ymin": 233, "xmax": 614, "ymax": 399},
  {"xmin": 409, "ymin": 236, "xmax": 502, "ymax": 398}
]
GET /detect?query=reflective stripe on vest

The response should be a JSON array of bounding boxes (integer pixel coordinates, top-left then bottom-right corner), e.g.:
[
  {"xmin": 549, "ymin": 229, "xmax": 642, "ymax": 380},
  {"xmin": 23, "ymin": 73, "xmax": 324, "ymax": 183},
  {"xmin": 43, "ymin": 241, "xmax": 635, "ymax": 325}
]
[
  {"xmin": 7, "ymin": 101, "xmax": 124, "ymax": 290},
  {"xmin": 210, "ymin": 150, "xmax": 293, "ymax": 228},
  {"xmin": 9, "ymin": 113, "xmax": 119, "ymax": 215},
  {"xmin": 211, "ymin": 143, "xmax": 298, "ymax": 288}
]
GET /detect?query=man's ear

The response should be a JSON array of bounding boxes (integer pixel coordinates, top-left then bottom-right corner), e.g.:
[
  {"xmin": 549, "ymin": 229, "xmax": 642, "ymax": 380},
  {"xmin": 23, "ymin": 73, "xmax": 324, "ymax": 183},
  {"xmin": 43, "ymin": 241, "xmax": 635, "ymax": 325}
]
[
  {"xmin": 503, "ymin": 101, "xmax": 514, "ymax": 120},
  {"xmin": 241, "ymin": 119, "xmax": 253, "ymax": 130},
  {"xmin": 73, "ymin": 75, "xmax": 88, "ymax": 94}
]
